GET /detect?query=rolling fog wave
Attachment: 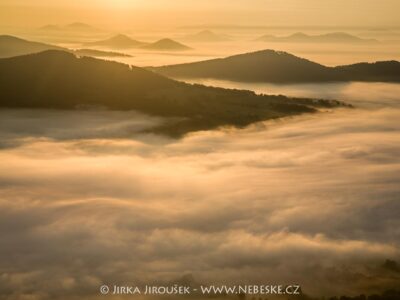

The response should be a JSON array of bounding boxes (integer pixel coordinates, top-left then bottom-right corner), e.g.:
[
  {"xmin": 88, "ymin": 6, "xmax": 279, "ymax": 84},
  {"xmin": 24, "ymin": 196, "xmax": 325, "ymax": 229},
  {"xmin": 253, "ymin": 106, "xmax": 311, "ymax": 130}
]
[{"xmin": 0, "ymin": 83, "xmax": 400, "ymax": 299}]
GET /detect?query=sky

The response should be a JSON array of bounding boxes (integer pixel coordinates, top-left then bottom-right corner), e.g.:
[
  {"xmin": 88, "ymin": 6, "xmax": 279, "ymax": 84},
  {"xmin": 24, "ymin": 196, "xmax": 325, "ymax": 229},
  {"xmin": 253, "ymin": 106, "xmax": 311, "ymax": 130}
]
[{"xmin": 1, "ymin": 0, "xmax": 400, "ymax": 30}]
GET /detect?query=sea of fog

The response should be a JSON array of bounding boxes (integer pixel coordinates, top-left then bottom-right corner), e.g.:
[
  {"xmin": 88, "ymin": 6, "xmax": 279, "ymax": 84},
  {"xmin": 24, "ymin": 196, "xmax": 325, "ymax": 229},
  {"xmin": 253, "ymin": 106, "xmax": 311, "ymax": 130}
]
[{"xmin": 0, "ymin": 82, "xmax": 400, "ymax": 299}]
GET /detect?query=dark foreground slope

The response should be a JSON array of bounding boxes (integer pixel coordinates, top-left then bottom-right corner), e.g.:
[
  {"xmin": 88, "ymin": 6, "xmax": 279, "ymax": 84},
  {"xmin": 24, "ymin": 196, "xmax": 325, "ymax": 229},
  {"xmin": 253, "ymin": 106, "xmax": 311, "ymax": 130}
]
[
  {"xmin": 150, "ymin": 50, "xmax": 400, "ymax": 83},
  {"xmin": 0, "ymin": 50, "xmax": 349, "ymax": 137}
]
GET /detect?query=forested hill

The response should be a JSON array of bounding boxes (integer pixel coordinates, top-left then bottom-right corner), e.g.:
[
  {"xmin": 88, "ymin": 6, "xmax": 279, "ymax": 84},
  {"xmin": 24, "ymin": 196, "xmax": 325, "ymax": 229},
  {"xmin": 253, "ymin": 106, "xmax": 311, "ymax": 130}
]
[
  {"xmin": 0, "ymin": 50, "xmax": 350, "ymax": 137},
  {"xmin": 150, "ymin": 49, "xmax": 400, "ymax": 83}
]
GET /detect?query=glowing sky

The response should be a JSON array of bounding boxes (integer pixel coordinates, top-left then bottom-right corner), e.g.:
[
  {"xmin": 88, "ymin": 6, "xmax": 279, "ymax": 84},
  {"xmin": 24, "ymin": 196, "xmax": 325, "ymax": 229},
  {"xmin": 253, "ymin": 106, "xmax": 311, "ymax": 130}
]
[{"xmin": 1, "ymin": 0, "xmax": 399, "ymax": 29}]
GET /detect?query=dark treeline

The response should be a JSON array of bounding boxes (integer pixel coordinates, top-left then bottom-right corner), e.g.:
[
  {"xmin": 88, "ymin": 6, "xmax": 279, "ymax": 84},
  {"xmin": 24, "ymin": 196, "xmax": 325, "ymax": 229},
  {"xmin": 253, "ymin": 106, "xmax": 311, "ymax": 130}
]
[{"xmin": 256, "ymin": 32, "xmax": 378, "ymax": 44}]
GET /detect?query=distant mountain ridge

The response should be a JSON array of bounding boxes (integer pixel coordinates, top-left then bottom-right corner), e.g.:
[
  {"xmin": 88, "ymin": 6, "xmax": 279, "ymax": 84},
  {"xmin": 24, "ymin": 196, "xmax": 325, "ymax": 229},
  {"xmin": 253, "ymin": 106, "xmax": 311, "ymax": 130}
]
[
  {"xmin": 150, "ymin": 49, "xmax": 400, "ymax": 83},
  {"xmin": 86, "ymin": 35, "xmax": 191, "ymax": 51},
  {"xmin": 141, "ymin": 38, "xmax": 191, "ymax": 51},
  {"xmin": 39, "ymin": 22, "xmax": 99, "ymax": 32},
  {"xmin": 65, "ymin": 22, "xmax": 97, "ymax": 31},
  {"xmin": 256, "ymin": 32, "xmax": 378, "ymax": 44},
  {"xmin": 184, "ymin": 30, "xmax": 231, "ymax": 42},
  {"xmin": 85, "ymin": 34, "xmax": 191, "ymax": 51},
  {"xmin": 0, "ymin": 50, "xmax": 348, "ymax": 137},
  {"xmin": 0, "ymin": 35, "xmax": 130, "ymax": 58},
  {"xmin": 85, "ymin": 34, "xmax": 146, "ymax": 49}
]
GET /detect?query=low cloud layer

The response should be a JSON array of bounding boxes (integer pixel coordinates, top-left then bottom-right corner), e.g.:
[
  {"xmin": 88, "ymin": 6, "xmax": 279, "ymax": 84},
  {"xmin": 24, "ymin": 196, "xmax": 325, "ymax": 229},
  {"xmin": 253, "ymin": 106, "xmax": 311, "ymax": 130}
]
[{"xmin": 1, "ymin": 84, "xmax": 400, "ymax": 299}]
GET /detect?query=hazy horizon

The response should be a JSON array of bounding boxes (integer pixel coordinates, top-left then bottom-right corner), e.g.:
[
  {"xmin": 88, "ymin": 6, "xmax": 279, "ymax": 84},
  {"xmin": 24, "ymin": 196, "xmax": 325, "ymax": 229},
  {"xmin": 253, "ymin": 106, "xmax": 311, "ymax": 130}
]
[
  {"xmin": 2, "ymin": 1, "xmax": 400, "ymax": 67},
  {"xmin": 2, "ymin": 0, "xmax": 400, "ymax": 30}
]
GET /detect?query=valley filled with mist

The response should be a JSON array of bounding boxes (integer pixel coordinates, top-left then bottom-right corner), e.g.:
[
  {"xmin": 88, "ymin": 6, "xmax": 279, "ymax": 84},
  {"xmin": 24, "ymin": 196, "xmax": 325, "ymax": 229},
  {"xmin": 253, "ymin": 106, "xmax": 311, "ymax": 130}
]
[{"xmin": 1, "ymin": 1, "xmax": 400, "ymax": 300}]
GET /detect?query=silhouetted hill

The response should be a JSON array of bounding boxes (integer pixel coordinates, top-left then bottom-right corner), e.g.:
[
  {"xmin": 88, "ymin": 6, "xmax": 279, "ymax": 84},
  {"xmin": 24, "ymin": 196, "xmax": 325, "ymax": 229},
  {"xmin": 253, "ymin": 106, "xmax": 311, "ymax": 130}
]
[
  {"xmin": 65, "ymin": 22, "xmax": 97, "ymax": 31},
  {"xmin": 257, "ymin": 32, "xmax": 378, "ymax": 44},
  {"xmin": 0, "ymin": 50, "xmax": 348, "ymax": 137},
  {"xmin": 141, "ymin": 39, "xmax": 191, "ymax": 51},
  {"xmin": 86, "ymin": 34, "xmax": 146, "ymax": 49},
  {"xmin": 184, "ymin": 30, "xmax": 231, "ymax": 42},
  {"xmin": 87, "ymin": 36, "xmax": 190, "ymax": 51},
  {"xmin": 151, "ymin": 50, "xmax": 333, "ymax": 82},
  {"xmin": 0, "ymin": 35, "xmax": 65, "ymax": 58},
  {"xmin": 151, "ymin": 50, "xmax": 400, "ymax": 83},
  {"xmin": 0, "ymin": 35, "xmax": 131, "ymax": 58}
]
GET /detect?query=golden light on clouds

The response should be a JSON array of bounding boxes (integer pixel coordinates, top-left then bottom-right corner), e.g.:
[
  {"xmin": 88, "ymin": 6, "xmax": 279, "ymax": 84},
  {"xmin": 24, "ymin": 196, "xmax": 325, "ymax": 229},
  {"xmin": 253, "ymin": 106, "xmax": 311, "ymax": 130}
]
[
  {"xmin": 1, "ymin": 82, "xmax": 400, "ymax": 297},
  {"xmin": 0, "ymin": 0, "xmax": 400, "ymax": 298}
]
